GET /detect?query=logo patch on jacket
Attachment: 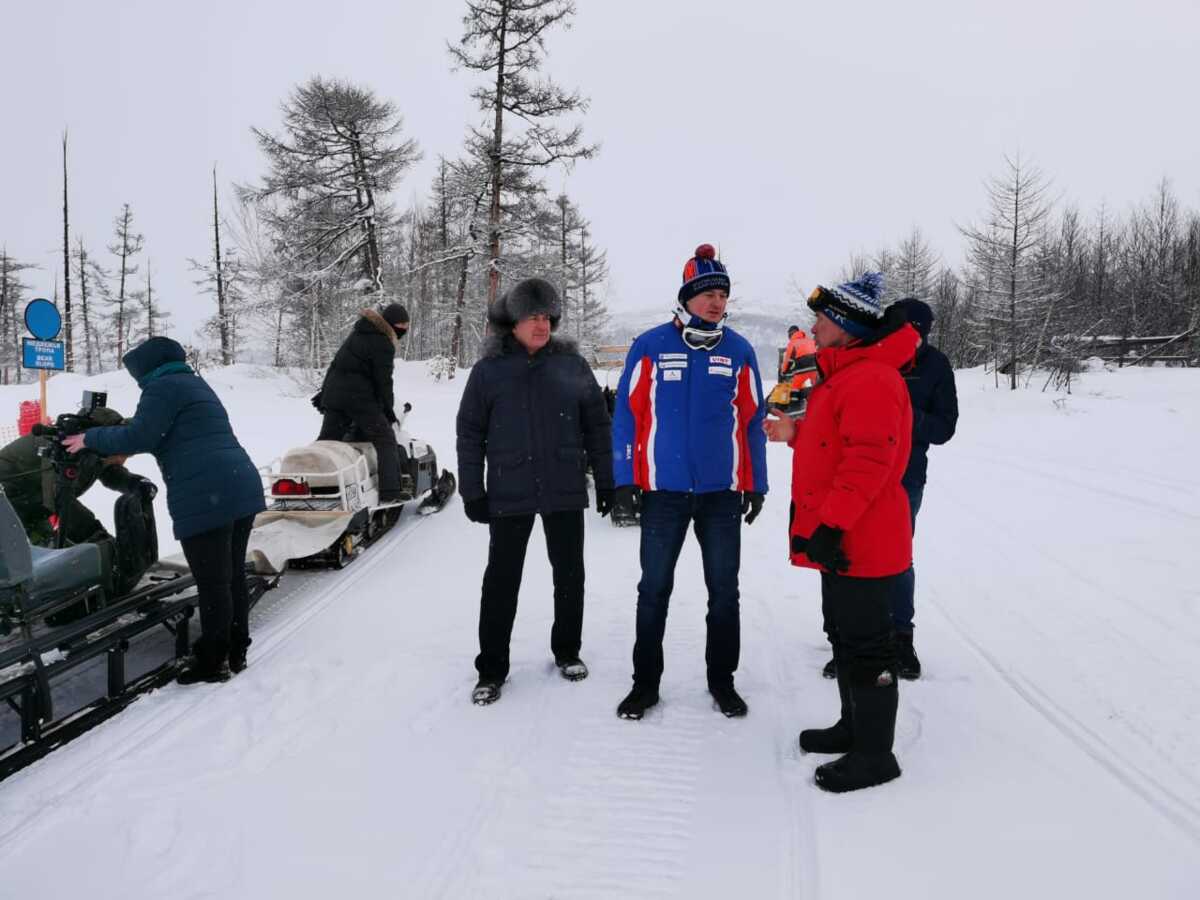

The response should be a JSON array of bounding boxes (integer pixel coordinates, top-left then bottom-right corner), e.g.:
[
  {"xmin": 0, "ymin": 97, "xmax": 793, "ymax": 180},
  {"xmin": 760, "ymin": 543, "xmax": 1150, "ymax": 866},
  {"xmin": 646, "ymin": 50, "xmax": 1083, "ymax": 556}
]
[
  {"xmin": 658, "ymin": 352, "xmax": 687, "ymax": 361},
  {"xmin": 708, "ymin": 365, "xmax": 733, "ymax": 377},
  {"xmin": 710, "ymin": 355, "xmax": 732, "ymax": 366},
  {"xmin": 663, "ymin": 369, "xmax": 682, "ymax": 381}
]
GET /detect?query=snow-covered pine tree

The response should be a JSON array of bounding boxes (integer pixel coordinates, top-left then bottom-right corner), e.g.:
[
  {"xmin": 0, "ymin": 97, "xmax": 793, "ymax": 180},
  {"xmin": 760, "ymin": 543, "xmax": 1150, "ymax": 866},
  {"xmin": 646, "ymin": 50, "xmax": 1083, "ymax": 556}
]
[{"xmin": 241, "ymin": 77, "xmax": 419, "ymax": 367}]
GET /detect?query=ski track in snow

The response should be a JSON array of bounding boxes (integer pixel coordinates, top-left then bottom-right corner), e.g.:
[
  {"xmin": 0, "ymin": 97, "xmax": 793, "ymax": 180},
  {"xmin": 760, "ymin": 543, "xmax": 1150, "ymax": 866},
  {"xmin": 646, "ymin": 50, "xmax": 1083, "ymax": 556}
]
[{"xmin": 928, "ymin": 593, "xmax": 1200, "ymax": 845}]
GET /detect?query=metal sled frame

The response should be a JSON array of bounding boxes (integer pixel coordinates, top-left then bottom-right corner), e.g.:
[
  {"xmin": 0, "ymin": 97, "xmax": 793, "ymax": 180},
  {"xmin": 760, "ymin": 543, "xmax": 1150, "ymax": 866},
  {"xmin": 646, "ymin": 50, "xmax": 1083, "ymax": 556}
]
[{"xmin": 0, "ymin": 568, "xmax": 272, "ymax": 782}]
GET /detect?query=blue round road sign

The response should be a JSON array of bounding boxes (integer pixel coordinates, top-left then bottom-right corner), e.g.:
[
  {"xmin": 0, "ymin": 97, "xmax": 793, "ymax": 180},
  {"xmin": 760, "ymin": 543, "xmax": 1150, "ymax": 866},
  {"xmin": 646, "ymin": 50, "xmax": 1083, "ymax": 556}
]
[{"xmin": 25, "ymin": 299, "xmax": 62, "ymax": 341}]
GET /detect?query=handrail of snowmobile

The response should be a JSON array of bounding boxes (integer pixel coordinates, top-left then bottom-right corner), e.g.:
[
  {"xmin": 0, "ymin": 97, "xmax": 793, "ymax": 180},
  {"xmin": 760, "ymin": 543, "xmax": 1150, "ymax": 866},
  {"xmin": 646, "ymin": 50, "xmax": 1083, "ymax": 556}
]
[{"xmin": 260, "ymin": 454, "xmax": 374, "ymax": 513}]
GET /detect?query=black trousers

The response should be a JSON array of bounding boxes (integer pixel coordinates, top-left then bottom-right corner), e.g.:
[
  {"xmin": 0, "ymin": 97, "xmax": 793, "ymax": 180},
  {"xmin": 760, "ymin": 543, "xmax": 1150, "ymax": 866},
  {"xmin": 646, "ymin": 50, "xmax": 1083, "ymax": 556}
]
[
  {"xmin": 821, "ymin": 572, "xmax": 900, "ymax": 686},
  {"xmin": 475, "ymin": 510, "xmax": 585, "ymax": 682},
  {"xmin": 180, "ymin": 515, "xmax": 255, "ymax": 668},
  {"xmin": 318, "ymin": 406, "xmax": 401, "ymax": 494}
]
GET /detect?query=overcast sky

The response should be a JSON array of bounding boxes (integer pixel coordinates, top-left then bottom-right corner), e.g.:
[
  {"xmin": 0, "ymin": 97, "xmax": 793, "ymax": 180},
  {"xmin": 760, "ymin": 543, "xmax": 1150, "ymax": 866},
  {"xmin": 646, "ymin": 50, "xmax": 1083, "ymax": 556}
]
[{"xmin": 4, "ymin": 0, "xmax": 1199, "ymax": 342}]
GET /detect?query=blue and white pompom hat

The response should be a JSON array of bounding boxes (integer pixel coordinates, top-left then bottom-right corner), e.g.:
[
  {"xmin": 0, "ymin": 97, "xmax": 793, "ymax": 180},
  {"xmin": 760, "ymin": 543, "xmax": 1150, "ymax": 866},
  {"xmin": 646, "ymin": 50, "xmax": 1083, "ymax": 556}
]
[{"xmin": 807, "ymin": 272, "xmax": 886, "ymax": 339}]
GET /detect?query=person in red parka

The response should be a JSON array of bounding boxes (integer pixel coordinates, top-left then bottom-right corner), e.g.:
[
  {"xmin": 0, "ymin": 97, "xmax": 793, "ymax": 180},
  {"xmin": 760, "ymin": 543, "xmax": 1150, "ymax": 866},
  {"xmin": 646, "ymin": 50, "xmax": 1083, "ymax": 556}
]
[{"xmin": 766, "ymin": 272, "xmax": 919, "ymax": 793}]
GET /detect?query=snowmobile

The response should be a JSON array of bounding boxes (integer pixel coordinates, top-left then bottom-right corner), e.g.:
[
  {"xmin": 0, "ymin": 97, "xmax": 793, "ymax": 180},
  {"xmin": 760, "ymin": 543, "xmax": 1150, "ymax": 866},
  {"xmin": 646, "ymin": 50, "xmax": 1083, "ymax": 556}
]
[
  {"xmin": 246, "ymin": 406, "xmax": 456, "ymax": 574},
  {"xmin": 0, "ymin": 396, "xmax": 272, "ymax": 780},
  {"xmin": 768, "ymin": 351, "xmax": 820, "ymax": 419}
]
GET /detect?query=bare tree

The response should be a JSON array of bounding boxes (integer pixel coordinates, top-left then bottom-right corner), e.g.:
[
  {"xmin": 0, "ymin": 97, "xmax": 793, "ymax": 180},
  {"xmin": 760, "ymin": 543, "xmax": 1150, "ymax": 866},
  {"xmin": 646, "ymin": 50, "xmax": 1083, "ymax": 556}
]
[
  {"xmin": 959, "ymin": 154, "xmax": 1057, "ymax": 388},
  {"xmin": 450, "ymin": 0, "xmax": 596, "ymax": 307},
  {"xmin": 106, "ymin": 203, "xmax": 144, "ymax": 361},
  {"xmin": 71, "ymin": 239, "xmax": 102, "ymax": 374},
  {"xmin": 62, "ymin": 131, "xmax": 74, "ymax": 371},
  {"xmin": 0, "ymin": 248, "xmax": 37, "ymax": 384}
]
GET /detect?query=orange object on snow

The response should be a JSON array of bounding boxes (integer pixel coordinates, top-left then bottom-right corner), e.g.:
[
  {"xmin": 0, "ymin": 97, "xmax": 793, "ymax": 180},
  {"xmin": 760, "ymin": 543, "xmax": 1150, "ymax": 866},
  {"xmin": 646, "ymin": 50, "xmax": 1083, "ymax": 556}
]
[{"xmin": 18, "ymin": 401, "xmax": 42, "ymax": 436}]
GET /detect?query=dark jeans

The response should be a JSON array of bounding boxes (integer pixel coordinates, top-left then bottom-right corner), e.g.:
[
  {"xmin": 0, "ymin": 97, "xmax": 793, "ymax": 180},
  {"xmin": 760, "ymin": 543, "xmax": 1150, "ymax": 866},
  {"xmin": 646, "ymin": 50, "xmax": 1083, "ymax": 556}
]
[
  {"xmin": 633, "ymin": 490, "xmax": 741, "ymax": 689},
  {"xmin": 180, "ymin": 515, "xmax": 255, "ymax": 668},
  {"xmin": 821, "ymin": 571, "xmax": 900, "ymax": 685},
  {"xmin": 890, "ymin": 482, "xmax": 925, "ymax": 632},
  {"xmin": 475, "ymin": 510, "xmax": 585, "ymax": 682},
  {"xmin": 318, "ymin": 406, "xmax": 401, "ymax": 494}
]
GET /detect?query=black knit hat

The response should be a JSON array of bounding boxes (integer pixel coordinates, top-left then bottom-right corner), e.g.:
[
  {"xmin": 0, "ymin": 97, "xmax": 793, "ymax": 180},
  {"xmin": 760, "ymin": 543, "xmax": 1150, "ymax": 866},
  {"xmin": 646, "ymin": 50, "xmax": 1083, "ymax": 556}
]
[
  {"xmin": 894, "ymin": 297, "xmax": 933, "ymax": 340},
  {"xmin": 488, "ymin": 278, "xmax": 562, "ymax": 330},
  {"xmin": 381, "ymin": 303, "xmax": 410, "ymax": 327}
]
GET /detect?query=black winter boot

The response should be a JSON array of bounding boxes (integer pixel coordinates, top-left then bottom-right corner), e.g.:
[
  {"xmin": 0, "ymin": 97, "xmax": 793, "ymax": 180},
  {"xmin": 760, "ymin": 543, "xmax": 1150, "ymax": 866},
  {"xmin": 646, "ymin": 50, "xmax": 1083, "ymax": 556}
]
[
  {"xmin": 896, "ymin": 631, "xmax": 921, "ymax": 680},
  {"xmin": 177, "ymin": 657, "xmax": 232, "ymax": 685},
  {"xmin": 815, "ymin": 670, "xmax": 901, "ymax": 793},
  {"xmin": 472, "ymin": 679, "xmax": 503, "ymax": 705},
  {"xmin": 617, "ymin": 683, "xmax": 659, "ymax": 720},
  {"xmin": 709, "ymin": 683, "xmax": 748, "ymax": 718},
  {"xmin": 800, "ymin": 666, "xmax": 853, "ymax": 753}
]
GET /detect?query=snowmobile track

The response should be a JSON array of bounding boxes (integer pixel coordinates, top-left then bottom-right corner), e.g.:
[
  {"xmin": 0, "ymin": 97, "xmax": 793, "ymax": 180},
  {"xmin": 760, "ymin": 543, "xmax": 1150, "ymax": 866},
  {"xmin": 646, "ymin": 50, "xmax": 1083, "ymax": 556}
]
[{"xmin": 927, "ymin": 591, "xmax": 1200, "ymax": 847}]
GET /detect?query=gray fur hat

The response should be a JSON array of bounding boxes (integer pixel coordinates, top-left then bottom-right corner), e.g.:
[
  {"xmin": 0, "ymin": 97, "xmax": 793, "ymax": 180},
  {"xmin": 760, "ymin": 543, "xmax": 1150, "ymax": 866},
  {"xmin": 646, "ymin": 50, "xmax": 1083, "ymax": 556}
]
[{"xmin": 488, "ymin": 277, "xmax": 562, "ymax": 330}]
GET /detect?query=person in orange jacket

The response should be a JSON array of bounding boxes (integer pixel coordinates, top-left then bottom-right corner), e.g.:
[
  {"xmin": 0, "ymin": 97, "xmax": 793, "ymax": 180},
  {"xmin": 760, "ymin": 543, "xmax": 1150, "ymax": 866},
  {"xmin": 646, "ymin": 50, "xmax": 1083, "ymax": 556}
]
[
  {"xmin": 766, "ymin": 272, "xmax": 919, "ymax": 793},
  {"xmin": 780, "ymin": 325, "xmax": 818, "ymax": 389}
]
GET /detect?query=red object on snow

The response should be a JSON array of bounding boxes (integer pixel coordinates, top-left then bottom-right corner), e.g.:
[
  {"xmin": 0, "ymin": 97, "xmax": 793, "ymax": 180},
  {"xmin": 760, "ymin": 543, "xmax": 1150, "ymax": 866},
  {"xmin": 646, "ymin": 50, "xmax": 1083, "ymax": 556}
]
[{"xmin": 18, "ymin": 401, "xmax": 42, "ymax": 436}]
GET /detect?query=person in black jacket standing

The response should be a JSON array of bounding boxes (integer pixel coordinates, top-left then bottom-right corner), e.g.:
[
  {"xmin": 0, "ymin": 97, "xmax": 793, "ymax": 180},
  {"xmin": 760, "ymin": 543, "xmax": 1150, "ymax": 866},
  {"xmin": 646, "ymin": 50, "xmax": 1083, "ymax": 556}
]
[
  {"xmin": 456, "ymin": 278, "xmax": 614, "ymax": 705},
  {"xmin": 821, "ymin": 297, "xmax": 958, "ymax": 681},
  {"xmin": 317, "ymin": 303, "xmax": 410, "ymax": 502}
]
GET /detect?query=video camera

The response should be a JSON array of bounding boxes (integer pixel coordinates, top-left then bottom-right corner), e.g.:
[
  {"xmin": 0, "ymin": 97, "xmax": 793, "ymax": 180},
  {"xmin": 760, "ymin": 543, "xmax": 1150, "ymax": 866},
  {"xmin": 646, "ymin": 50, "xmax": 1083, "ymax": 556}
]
[{"xmin": 32, "ymin": 391, "xmax": 109, "ymax": 480}]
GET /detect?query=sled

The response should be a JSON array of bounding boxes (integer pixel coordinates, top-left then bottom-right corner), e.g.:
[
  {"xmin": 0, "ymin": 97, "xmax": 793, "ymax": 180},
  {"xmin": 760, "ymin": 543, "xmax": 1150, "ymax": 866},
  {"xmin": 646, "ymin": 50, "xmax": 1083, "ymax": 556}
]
[{"xmin": 246, "ymin": 420, "xmax": 455, "ymax": 573}]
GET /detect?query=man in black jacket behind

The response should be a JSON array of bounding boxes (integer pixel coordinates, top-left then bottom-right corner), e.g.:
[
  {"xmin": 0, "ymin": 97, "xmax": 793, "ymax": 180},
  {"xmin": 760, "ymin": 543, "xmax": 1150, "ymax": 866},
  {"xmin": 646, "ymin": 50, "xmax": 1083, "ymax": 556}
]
[
  {"xmin": 456, "ymin": 278, "xmax": 614, "ymax": 706},
  {"xmin": 822, "ymin": 297, "xmax": 958, "ymax": 680},
  {"xmin": 318, "ymin": 303, "xmax": 410, "ymax": 503}
]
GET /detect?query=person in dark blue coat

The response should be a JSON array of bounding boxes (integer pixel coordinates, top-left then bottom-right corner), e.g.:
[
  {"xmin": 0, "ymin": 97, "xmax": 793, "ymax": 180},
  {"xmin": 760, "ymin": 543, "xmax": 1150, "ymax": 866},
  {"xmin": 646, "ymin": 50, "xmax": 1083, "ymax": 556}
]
[
  {"xmin": 456, "ymin": 278, "xmax": 613, "ymax": 706},
  {"xmin": 820, "ymin": 298, "xmax": 958, "ymax": 681},
  {"xmin": 64, "ymin": 337, "xmax": 266, "ymax": 684}
]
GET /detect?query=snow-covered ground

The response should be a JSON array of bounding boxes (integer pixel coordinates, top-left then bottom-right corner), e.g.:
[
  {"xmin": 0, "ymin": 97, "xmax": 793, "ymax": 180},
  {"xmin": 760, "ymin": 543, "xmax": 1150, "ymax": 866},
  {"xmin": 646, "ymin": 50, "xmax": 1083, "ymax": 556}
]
[{"xmin": 1, "ymin": 359, "xmax": 1198, "ymax": 899}]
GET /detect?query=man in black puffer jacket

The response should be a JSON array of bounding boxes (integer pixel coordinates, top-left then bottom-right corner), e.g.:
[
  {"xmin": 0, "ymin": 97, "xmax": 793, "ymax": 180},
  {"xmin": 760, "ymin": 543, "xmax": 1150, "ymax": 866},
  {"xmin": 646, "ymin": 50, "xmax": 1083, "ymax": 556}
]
[
  {"xmin": 456, "ymin": 278, "xmax": 614, "ymax": 705},
  {"xmin": 317, "ymin": 303, "xmax": 410, "ymax": 502}
]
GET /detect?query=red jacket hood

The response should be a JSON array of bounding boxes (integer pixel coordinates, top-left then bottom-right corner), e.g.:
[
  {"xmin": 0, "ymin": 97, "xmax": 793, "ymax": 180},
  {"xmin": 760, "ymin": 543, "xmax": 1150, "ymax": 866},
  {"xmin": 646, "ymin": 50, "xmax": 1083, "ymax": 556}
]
[{"xmin": 817, "ymin": 324, "xmax": 920, "ymax": 380}]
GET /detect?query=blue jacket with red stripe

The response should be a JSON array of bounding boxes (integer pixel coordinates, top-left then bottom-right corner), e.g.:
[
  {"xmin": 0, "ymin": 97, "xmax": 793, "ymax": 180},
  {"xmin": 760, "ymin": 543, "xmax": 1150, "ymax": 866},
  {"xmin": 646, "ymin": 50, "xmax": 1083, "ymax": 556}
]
[{"xmin": 612, "ymin": 320, "xmax": 768, "ymax": 495}]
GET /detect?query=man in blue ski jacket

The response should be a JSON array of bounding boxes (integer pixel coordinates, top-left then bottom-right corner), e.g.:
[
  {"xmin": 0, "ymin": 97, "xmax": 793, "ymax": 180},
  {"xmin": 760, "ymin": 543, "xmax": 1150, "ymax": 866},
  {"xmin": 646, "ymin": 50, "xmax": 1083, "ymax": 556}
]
[{"xmin": 612, "ymin": 243, "xmax": 768, "ymax": 720}]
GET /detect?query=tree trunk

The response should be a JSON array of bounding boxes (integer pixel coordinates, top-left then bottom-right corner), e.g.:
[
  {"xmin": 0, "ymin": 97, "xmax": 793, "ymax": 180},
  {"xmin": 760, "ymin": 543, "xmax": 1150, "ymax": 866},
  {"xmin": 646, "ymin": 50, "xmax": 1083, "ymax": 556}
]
[
  {"xmin": 486, "ymin": 0, "xmax": 510, "ymax": 308},
  {"xmin": 213, "ymin": 166, "xmax": 231, "ymax": 364},
  {"xmin": 449, "ymin": 253, "xmax": 470, "ymax": 380},
  {"xmin": 62, "ymin": 132, "xmax": 73, "ymax": 371},
  {"xmin": 116, "ymin": 207, "xmax": 129, "ymax": 362}
]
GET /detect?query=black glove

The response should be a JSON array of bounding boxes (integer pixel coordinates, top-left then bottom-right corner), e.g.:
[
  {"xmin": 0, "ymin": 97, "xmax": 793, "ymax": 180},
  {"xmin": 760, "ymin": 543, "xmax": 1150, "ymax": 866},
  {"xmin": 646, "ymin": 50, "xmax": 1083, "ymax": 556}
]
[
  {"xmin": 464, "ymin": 497, "xmax": 490, "ymax": 524},
  {"xmin": 132, "ymin": 475, "xmax": 158, "ymax": 502},
  {"xmin": 595, "ymin": 488, "xmax": 615, "ymax": 517},
  {"xmin": 310, "ymin": 390, "xmax": 324, "ymax": 412},
  {"xmin": 740, "ymin": 491, "xmax": 764, "ymax": 525},
  {"xmin": 803, "ymin": 524, "xmax": 850, "ymax": 573},
  {"xmin": 403, "ymin": 402, "xmax": 412, "ymax": 413},
  {"xmin": 614, "ymin": 485, "xmax": 642, "ymax": 517}
]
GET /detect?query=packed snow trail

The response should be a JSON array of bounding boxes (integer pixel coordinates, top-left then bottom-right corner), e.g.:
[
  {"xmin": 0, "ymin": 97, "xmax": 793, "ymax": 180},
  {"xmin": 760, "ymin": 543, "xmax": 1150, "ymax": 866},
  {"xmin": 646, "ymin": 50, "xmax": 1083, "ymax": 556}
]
[{"xmin": 0, "ymin": 363, "xmax": 1197, "ymax": 899}]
